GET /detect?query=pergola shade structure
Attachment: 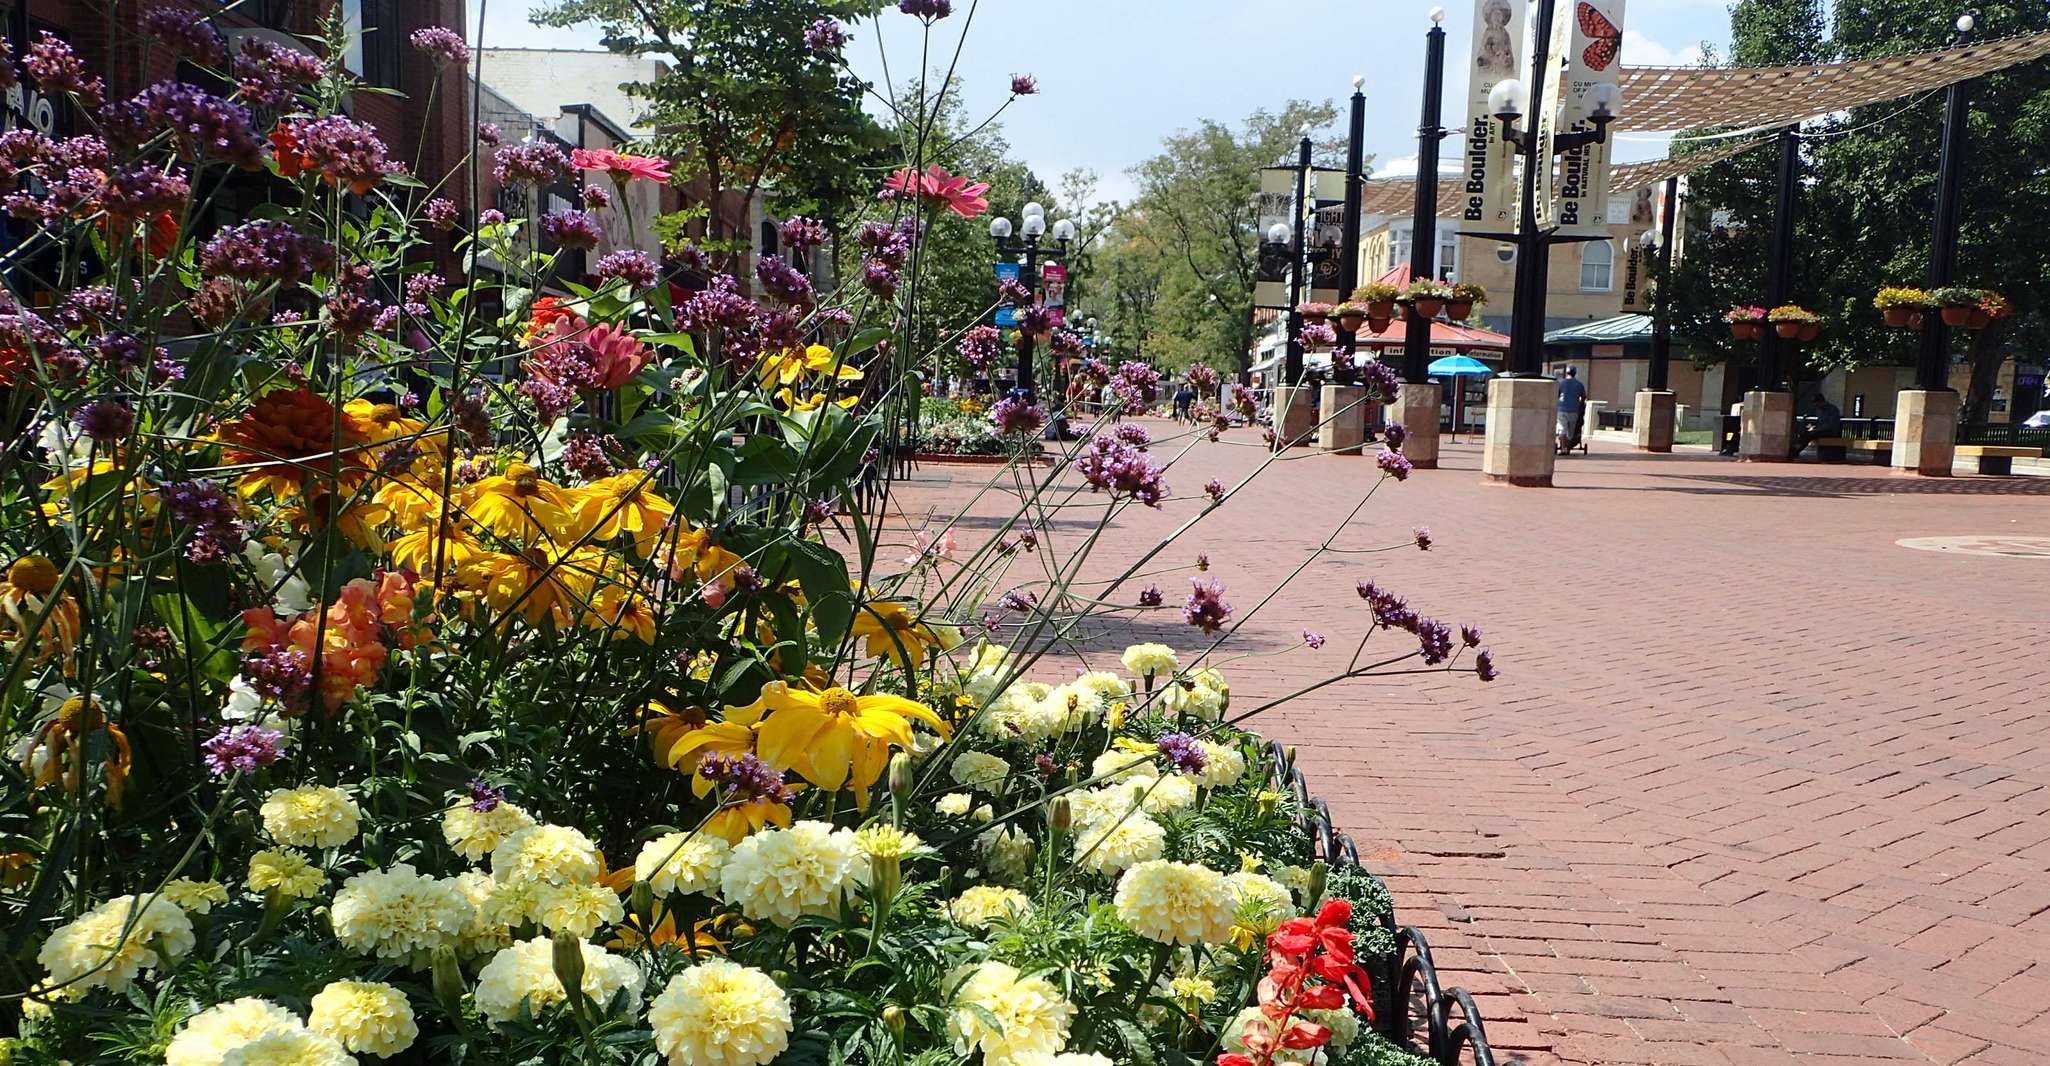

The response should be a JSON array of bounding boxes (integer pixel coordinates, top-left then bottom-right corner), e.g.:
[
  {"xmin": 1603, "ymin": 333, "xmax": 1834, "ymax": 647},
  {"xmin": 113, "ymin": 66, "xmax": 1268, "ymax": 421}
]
[{"xmin": 1358, "ymin": 138, "xmax": 1770, "ymax": 218}]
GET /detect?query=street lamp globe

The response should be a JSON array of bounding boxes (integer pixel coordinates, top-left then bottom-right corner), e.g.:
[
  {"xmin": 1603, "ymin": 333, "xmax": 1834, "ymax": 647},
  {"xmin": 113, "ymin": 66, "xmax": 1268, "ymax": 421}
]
[
  {"xmin": 1267, "ymin": 223, "xmax": 1290, "ymax": 245},
  {"xmin": 1022, "ymin": 201, "xmax": 1045, "ymax": 221},
  {"xmin": 1051, "ymin": 218, "xmax": 1077, "ymax": 242},
  {"xmin": 990, "ymin": 216, "xmax": 1013, "ymax": 239},
  {"xmin": 1639, "ymin": 228, "xmax": 1657, "ymax": 252},
  {"xmin": 1489, "ymin": 78, "xmax": 1524, "ymax": 121},
  {"xmin": 1021, "ymin": 213, "xmax": 1046, "ymax": 238},
  {"xmin": 1956, "ymin": 12, "xmax": 1976, "ymax": 32},
  {"xmin": 1352, "ymin": 74, "xmax": 1365, "ymax": 90},
  {"xmin": 1430, "ymin": 6, "xmax": 1446, "ymax": 24},
  {"xmin": 1590, "ymin": 81, "xmax": 1621, "ymax": 117}
]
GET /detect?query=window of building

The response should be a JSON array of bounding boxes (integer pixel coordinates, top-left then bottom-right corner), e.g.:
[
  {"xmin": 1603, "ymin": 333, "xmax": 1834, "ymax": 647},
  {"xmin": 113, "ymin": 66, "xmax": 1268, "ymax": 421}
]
[
  {"xmin": 1437, "ymin": 228, "xmax": 1460, "ymax": 281},
  {"xmin": 1388, "ymin": 226, "xmax": 1410, "ymax": 276},
  {"xmin": 1579, "ymin": 240, "xmax": 1614, "ymax": 291},
  {"xmin": 342, "ymin": 0, "xmax": 402, "ymax": 87}
]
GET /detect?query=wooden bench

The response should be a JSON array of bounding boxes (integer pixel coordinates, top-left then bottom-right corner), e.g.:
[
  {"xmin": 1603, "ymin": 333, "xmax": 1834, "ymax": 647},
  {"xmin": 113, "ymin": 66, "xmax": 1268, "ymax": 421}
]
[
  {"xmin": 1956, "ymin": 444, "xmax": 2042, "ymax": 475},
  {"xmin": 1808, "ymin": 436, "xmax": 1851, "ymax": 462},
  {"xmin": 1845, "ymin": 439, "xmax": 1891, "ymax": 464}
]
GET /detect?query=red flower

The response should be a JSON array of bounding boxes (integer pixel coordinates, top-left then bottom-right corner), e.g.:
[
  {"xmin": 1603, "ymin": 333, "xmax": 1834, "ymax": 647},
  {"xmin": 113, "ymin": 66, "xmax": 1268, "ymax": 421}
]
[
  {"xmin": 270, "ymin": 122, "xmax": 313, "ymax": 179},
  {"xmin": 1221, "ymin": 892, "xmax": 1374, "ymax": 1066},
  {"xmin": 571, "ymin": 147, "xmax": 672, "ymax": 184},
  {"xmin": 880, "ymin": 165, "xmax": 989, "ymax": 218}
]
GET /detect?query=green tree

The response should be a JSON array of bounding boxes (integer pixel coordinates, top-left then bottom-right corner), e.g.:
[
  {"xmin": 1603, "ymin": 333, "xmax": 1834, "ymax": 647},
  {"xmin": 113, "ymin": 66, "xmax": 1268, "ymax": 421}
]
[
  {"xmin": 1119, "ymin": 101, "xmax": 1341, "ymax": 380},
  {"xmin": 533, "ymin": 0, "xmax": 890, "ymax": 255}
]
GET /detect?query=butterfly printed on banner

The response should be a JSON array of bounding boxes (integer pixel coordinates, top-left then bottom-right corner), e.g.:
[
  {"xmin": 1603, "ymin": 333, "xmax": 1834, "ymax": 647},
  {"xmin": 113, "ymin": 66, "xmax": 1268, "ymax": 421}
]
[{"xmin": 1577, "ymin": 2, "xmax": 1622, "ymax": 72}]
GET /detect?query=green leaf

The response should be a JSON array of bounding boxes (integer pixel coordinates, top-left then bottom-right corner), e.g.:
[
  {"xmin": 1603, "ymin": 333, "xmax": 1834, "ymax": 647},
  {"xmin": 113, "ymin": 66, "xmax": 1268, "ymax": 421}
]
[{"xmin": 786, "ymin": 539, "xmax": 855, "ymax": 646}]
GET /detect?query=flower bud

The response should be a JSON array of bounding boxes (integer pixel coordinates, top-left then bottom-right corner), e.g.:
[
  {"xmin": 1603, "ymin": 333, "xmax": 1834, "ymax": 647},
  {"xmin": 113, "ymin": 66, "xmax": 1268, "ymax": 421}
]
[
  {"xmin": 869, "ymin": 852, "xmax": 903, "ymax": 909},
  {"xmin": 1306, "ymin": 861, "xmax": 1329, "ymax": 909},
  {"xmin": 1047, "ymin": 796, "xmax": 1073, "ymax": 834},
  {"xmin": 882, "ymin": 1004, "xmax": 906, "ymax": 1042},
  {"xmin": 887, "ymin": 752, "xmax": 914, "ymax": 798},
  {"xmin": 630, "ymin": 879, "xmax": 655, "ymax": 925},
  {"xmin": 430, "ymin": 945, "xmax": 465, "ymax": 1014},
  {"xmin": 551, "ymin": 930, "xmax": 587, "ymax": 1010},
  {"xmin": 1256, "ymin": 790, "xmax": 1282, "ymax": 818}
]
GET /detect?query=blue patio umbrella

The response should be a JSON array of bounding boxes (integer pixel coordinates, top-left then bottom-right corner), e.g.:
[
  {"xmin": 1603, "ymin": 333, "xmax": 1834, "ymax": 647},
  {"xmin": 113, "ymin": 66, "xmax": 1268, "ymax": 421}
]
[{"xmin": 1425, "ymin": 356, "xmax": 1494, "ymax": 441}]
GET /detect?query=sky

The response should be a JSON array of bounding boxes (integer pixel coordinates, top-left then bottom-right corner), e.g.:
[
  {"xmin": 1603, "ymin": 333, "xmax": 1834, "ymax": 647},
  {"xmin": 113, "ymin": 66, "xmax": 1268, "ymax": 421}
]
[{"xmin": 473, "ymin": 1, "xmax": 1732, "ymax": 207}]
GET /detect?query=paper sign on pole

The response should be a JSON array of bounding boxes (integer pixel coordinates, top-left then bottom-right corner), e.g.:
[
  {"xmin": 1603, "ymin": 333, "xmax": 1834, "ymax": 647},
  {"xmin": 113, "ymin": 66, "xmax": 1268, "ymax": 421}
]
[
  {"xmin": 1530, "ymin": 3, "xmax": 1572, "ymax": 229},
  {"xmin": 1461, "ymin": 0, "xmax": 1525, "ymax": 227},
  {"xmin": 1558, "ymin": 0, "xmax": 1627, "ymax": 233}
]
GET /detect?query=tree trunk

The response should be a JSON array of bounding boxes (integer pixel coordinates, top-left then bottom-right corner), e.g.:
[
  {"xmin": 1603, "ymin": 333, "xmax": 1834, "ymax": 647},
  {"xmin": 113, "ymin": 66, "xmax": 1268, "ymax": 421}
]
[{"xmin": 1961, "ymin": 320, "xmax": 2007, "ymax": 425}]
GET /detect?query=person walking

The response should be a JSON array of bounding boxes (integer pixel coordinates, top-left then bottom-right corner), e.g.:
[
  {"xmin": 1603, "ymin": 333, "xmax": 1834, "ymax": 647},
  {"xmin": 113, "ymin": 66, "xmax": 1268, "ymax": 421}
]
[{"xmin": 1554, "ymin": 365, "xmax": 1588, "ymax": 455}]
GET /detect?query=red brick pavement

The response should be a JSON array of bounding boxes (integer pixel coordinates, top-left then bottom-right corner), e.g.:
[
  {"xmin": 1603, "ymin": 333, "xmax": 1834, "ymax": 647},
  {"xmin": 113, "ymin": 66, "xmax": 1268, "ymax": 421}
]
[{"xmin": 888, "ymin": 422, "xmax": 2050, "ymax": 1065}]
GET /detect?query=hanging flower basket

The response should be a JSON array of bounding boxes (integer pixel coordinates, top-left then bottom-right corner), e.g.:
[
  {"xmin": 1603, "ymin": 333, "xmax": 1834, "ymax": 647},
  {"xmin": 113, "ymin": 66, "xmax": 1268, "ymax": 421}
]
[
  {"xmin": 1402, "ymin": 279, "xmax": 1452, "ymax": 322},
  {"xmin": 1882, "ymin": 307, "xmax": 1918, "ymax": 328},
  {"xmin": 1367, "ymin": 300, "xmax": 1397, "ymax": 320},
  {"xmin": 1412, "ymin": 297, "xmax": 1444, "ymax": 320},
  {"xmin": 1725, "ymin": 305, "xmax": 1767, "ymax": 340},
  {"xmin": 1298, "ymin": 301, "xmax": 1335, "ymax": 325},
  {"xmin": 1940, "ymin": 305, "xmax": 1973, "ymax": 327},
  {"xmin": 1966, "ymin": 309, "xmax": 1991, "ymax": 330},
  {"xmin": 1933, "ymin": 286, "xmax": 1984, "ymax": 327},
  {"xmin": 1367, "ymin": 315, "xmax": 1392, "ymax": 335},
  {"xmin": 1446, "ymin": 282, "xmax": 1486, "ymax": 322},
  {"xmin": 1873, "ymin": 286, "xmax": 1933, "ymax": 328},
  {"xmin": 1334, "ymin": 302, "xmax": 1369, "ymax": 331},
  {"xmin": 1352, "ymin": 282, "xmax": 1400, "ymax": 321},
  {"xmin": 1798, "ymin": 322, "xmax": 1820, "ymax": 342},
  {"xmin": 1445, "ymin": 299, "xmax": 1473, "ymax": 320},
  {"xmin": 1766, "ymin": 304, "xmax": 1821, "ymax": 341}
]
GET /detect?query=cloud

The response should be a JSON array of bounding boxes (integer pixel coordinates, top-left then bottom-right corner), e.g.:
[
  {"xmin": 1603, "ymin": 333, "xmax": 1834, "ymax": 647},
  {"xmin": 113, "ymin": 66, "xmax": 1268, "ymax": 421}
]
[{"xmin": 1621, "ymin": 29, "xmax": 1703, "ymax": 69}]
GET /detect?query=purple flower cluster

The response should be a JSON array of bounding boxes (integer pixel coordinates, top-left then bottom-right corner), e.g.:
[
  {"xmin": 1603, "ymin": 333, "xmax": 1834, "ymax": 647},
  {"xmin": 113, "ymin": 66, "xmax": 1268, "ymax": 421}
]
[
  {"xmin": 858, "ymin": 218, "xmax": 917, "ymax": 267},
  {"xmin": 1203, "ymin": 478, "xmax": 1225, "ymax": 502},
  {"xmin": 1475, "ymin": 648, "xmax": 1498, "ymax": 682},
  {"xmin": 594, "ymin": 249, "xmax": 659, "ymax": 289},
  {"xmin": 1355, "ymin": 580, "xmax": 1485, "ymax": 670},
  {"xmin": 242, "ymin": 647, "xmax": 312, "ymax": 705},
  {"xmin": 409, "ymin": 26, "xmax": 471, "ymax": 67},
  {"xmin": 1376, "ymin": 449, "xmax": 1412, "ymax": 481},
  {"xmin": 581, "ymin": 183, "xmax": 612, "ymax": 209},
  {"xmin": 1416, "ymin": 618, "xmax": 1454, "ymax": 664},
  {"xmin": 1355, "ymin": 580, "xmax": 1416, "ymax": 631},
  {"xmin": 899, "ymin": 0, "xmax": 954, "ymax": 19},
  {"xmin": 1302, "ymin": 321, "xmax": 1337, "ymax": 348},
  {"xmin": 494, "ymin": 140, "xmax": 570, "ymax": 186},
  {"xmin": 142, "ymin": 6, "xmax": 226, "ymax": 66},
  {"xmin": 1011, "ymin": 73, "xmax": 1039, "ymax": 96},
  {"xmin": 405, "ymin": 274, "xmax": 446, "ymax": 302},
  {"xmin": 1077, "ymin": 435, "xmax": 1168, "ymax": 507},
  {"xmin": 998, "ymin": 276, "xmax": 1033, "ymax": 304},
  {"xmin": 522, "ymin": 341, "xmax": 600, "ymax": 420},
  {"xmin": 990, "ymin": 391, "xmax": 1047, "ymax": 437},
  {"xmin": 1302, "ymin": 630, "xmax": 1326, "ymax": 649},
  {"xmin": 1383, "ymin": 422, "xmax": 1408, "ymax": 450},
  {"xmin": 541, "ymin": 208, "xmax": 604, "ymax": 250},
  {"xmin": 101, "ymin": 164, "xmax": 190, "ymax": 222},
  {"xmin": 755, "ymin": 254, "xmax": 815, "ymax": 308},
  {"xmin": 562, "ymin": 430, "xmax": 617, "ymax": 481},
  {"xmin": 201, "ymin": 724, "xmax": 285, "ymax": 777},
  {"xmin": 467, "ymin": 778, "xmax": 506, "ymax": 812},
  {"xmin": 998, "ymin": 587, "xmax": 1038, "ymax": 613},
  {"xmin": 1114, "ymin": 360, "xmax": 1163, "ymax": 407},
  {"xmin": 805, "ymin": 18, "xmax": 851, "ymax": 51},
  {"xmin": 25, "ymin": 32, "xmax": 104, "ymax": 108},
  {"xmin": 1018, "ymin": 305, "xmax": 1055, "ymax": 336},
  {"xmin": 74, "ymin": 400, "xmax": 135, "ymax": 444},
  {"xmin": 1186, "ymin": 365, "xmax": 1219, "ymax": 391},
  {"xmin": 1113, "ymin": 423, "xmax": 1151, "ymax": 448},
  {"xmin": 1461, "ymin": 624, "xmax": 1483, "ymax": 648},
  {"xmin": 957, "ymin": 325, "xmax": 1001, "ymax": 370},
  {"xmin": 1049, "ymin": 329, "xmax": 1085, "ymax": 357},
  {"xmin": 1229, "ymin": 383, "xmax": 1257, "ymax": 417},
  {"xmin": 698, "ymin": 752, "xmax": 798, "ymax": 804},
  {"xmin": 1138, "ymin": 585, "xmax": 1163, "ymax": 607},
  {"xmin": 422, "ymin": 197, "xmax": 458, "ymax": 231},
  {"xmin": 1412, "ymin": 526, "xmax": 1432, "ymax": 551},
  {"xmin": 234, "ymin": 38, "xmax": 324, "ymax": 107},
  {"xmin": 1155, "ymin": 732, "xmax": 1209, "ymax": 775},
  {"xmin": 862, "ymin": 259, "xmax": 900, "ymax": 299},
  {"xmin": 1359, "ymin": 358, "xmax": 1401, "ymax": 401},
  {"xmin": 199, "ymin": 221, "xmax": 335, "ymax": 287},
  {"xmin": 779, "ymin": 215, "xmax": 829, "ymax": 253},
  {"xmin": 299, "ymin": 116, "xmax": 401, "ymax": 191},
  {"xmin": 1183, "ymin": 577, "xmax": 1232, "ymax": 634},
  {"xmin": 107, "ymin": 82, "xmax": 265, "ymax": 169}
]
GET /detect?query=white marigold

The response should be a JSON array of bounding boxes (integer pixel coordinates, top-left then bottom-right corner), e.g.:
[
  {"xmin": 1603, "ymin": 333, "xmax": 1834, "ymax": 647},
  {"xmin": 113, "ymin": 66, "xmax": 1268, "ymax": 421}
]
[
  {"xmin": 308, "ymin": 980, "xmax": 417, "ymax": 1058},
  {"xmin": 635, "ymin": 832, "xmax": 731, "ymax": 897},
  {"xmin": 1072, "ymin": 670, "xmax": 1133, "ymax": 704},
  {"xmin": 443, "ymin": 801, "xmax": 536, "ymax": 861},
  {"xmin": 331, "ymin": 864, "xmax": 474, "ymax": 963},
  {"xmin": 1114, "ymin": 860, "xmax": 1236, "ymax": 945},
  {"xmin": 1012, "ymin": 1055, "xmax": 1115, "ymax": 1066},
  {"xmin": 978, "ymin": 824, "xmax": 1036, "ymax": 882},
  {"xmin": 491, "ymin": 824, "xmax": 602, "ymax": 886},
  {"xmin": 1089, "ymin": 750, "xmax": 1152, "ymax": 784},
  {"xmin": 949, "ymin": 750, "xmax": 1012, "ymax": 792},
  {"xmin": 247, "ymin": 848, "xmax": 324, "ymax": 899},
  {"xmin": 162, "ymin": 878, "xmax": 229, "ymax": 914},
  {"xmin": 948, "ymin": 961, "xmax": 1074, "ymax": 1066},
  {"xmin": 1120, "ymin": 642, "xmax": 1178, "ymax": 678},
  {"xmin": 1193, "ymin": 740, "xmax": 1247, "ymax": 788},
  {"xmin": 474, "ymin": 936, "xmax": 644, "ymax": 1025},
  {"xmin": 259, "ymin": 785, "xmax": 361, "ymax": 848},
  {"xmin": 947, "ymin": 885, "xmax": 1033, "ymax": 929},
  {"xmin": 451, "ymin": 871, "xmax": 513, "ymax": 958},
  {"xmin": 165, "ymin": 998, "xmax": 303, "ymax": 1066},
  {"xmin": 1072, "ymin": 813, "xmax": 1165, "ymax": 876},
  {"xmin": 937, "ymin": 792, "xmax": 975, "ymax": 816},
  {"xmin": 533, "ymin": 881, "xmax": 625, "ymax": 938},
  {"xmin": 1044, "ymin": 682, "xmax": 1106, "ymax": 734},
  {"xmin": 1225, "ymin": 871, "xmax": 1296, "ymax": 936},
  {"xmin": 718, "ymin": 820, "xmax": 862, "ymax": 927},
  {"xmin": 649, "ymin": 959, "xmax": 793, "ymax": 1066},
  {"xmin": 219, "ymin": 1027, "xmax": 356, "ymax": 1066},
  {"xmin": 37, "ymin": 893, "xmax": 193, "ymax": 995}
]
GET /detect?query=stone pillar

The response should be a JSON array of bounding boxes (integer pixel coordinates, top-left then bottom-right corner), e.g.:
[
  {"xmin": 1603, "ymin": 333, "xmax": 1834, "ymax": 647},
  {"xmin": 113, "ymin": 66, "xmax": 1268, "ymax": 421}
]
[
  {"xmin": 1738, "ymin": 390, "xmax": 1793, "ymax": 462},
  {"xmin": 1481, "ymin": 376, "xmax": 1557, "ymax": 487},
  {"xmin": 1632, "ymin": 390, "xmax": 1677, "ymax": 452},
  {"xmin": 1271, "ymin": 386, "xmax": 1316, "ymax": 450},
  {"xmin": 1393, "ymin": 382, "xmax": 1443, "ymax": 469},
  {"xmin": 1890, "ymin": 389, "xmax": 1959, "ymax": 475},
  {"xmin": 1318, "ymin": 384, "xmax": 1366, "ymax": 454}
]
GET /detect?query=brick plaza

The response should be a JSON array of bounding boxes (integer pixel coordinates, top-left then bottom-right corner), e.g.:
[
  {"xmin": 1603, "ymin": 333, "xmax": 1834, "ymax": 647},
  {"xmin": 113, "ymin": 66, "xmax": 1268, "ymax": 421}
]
[{"xmin": 892, "ymin": 423, "xmax": 2050, "ymax": 1065}]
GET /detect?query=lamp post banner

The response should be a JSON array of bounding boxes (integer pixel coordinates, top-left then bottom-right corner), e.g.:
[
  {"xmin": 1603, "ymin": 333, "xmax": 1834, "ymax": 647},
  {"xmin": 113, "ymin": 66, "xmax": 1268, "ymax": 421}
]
[
  {"xmin": 994, "ymin": 262, "xmax": 1021, "ymax": 327},
  {"xmin": 1463, "ymin": 0, "xmax": 1525, "ymax": 226},
  {"xmin": 1531, "ymin": 6, "xmax": 1572, "ymax": 229},
  {"xmin": 1041, "ymin": 264, "xmax": 1068, "ymax": 327},
  {"xmin": 1256, "ymin": 167, "xmax": 1297, "ymax": 307},
  {"xmin": 1620, "ymin": 237, "xmax": 1645, "ymax": 311},
  {"xmin": 1311, "ymin": 203, "xmax": 1345, "ymax": 304},
  {"xmin": 1559, "ymin": 0, "xmax": 1627, "ymax": 234}
]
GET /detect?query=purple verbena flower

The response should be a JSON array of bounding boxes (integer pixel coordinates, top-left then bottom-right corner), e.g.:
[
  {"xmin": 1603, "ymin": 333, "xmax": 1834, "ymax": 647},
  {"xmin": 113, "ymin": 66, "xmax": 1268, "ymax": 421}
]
[
  {"xmin": 805, "ymin": 18, "xmax": 851, "ymax": 51},
  {"xmin": 698, "ymin": 752, "xmax": 797, "ymax": 803},
  {"xmin": 162, "ymin": 480, "xmax": 245, "ymax": 564},
  {"xmin": 494, "ymin": 140, "xmax": 570, "ymax": 186},
  {"xmin": 1183, "ymin": 577, "xmax": 1231, "ymax": 634},
  {"xmin": 1412, "ymin": 526, "xmax": 1432, "ymax": 551},
  {"xmin": 106, "ymin": 81, "xmax": 264, "ymax": 169},
  {"xmin": 1475, "ymin": 648, "xmax": 1498, "ymax": 682},
  {"xmin": 1138, "ymin": 585, "xmax": 1163, "ymax": 607},
  {"xmin": 467, "ymin": 778, "xmax": 506, "ymax": 812},
  {"xmin": 1303, "ymin": 630, "xmax": 1326, "ymax": 649},
  {"xmin": 1204, "ymin": 478, "xmax": 1225, "ymax": 503},
  {"xmin": 957, "ymin": 325, "xmax": 1002, "ymax": 370},
  {"xmin": 25, "ymin": 33, "xmax": 104, "ymax": 107},
  {"xmin": 1376, "ymin": 449, "xmax": 1412, "ymax": 481},
  {"xmin": 594, "ymin": 249, "xmax": 659, "ymax": 289},
  {"xmin": 562, "ymin": 430, "xmax": 616, "ymax": 481},
  {"xmin": 541, "ymin": 208, "xmax": 604, "ymax": 250},
  {"xmin": 142, "ymin": 6, "xmax": 226, "ymax": 66},
  {"xmin": 1416, "ymin": 618, "xmax": 1454, "ymax": 664},
  {"xmin": 898, "ymin": 0, "xmax": 954, "ymax": 19},
  {"xmin": 202, "ymin": 724, "xmax": 285, "ymax": 777},
  {"xmin": 990, "ymin": 391, "xmax": 1047, "ymax": 437},
  {"xmin": 1383, "ymin": 422, "xmax": 1408, "ymax": 450},
  {"xmin": 756, "ymin": 254, "xmax": 815, "ymax": 307},
  {"xmin": 422, "ymin": 197, "xmax": 458, "ymax": 231},
  {"xmin": 1460, "ymin": 623, "xmax": 1483, "ymax": 648},
  {"xmin": 862, "ymin": 260, "xmax": 901, "ymax": 299},
  {"xmin": 1114, "ymin": 423, "xmax": 1151, "ymax": 448},
  {"xmin": 998, "ymin": 587, "xmax": 1038, "ymax": 613},
  {"xmin": 779, "ymin": 216, "xmax": 828, "ymax": 252},
  {"xmin": 1155, "ymin": 732, "xmax": 1209, "ymax": 775},
  {"xmin": 198, "ymin": 220, "xmax": 335, "ymax": 287},
  {"xmin": 233, "ymin": 38, "xmax": 323, "ymax": 107},
  {"xmin": 581, "ymin": 183, "xmax": 612, "ymax": 209},
  {"xmin": 74, "ymin": 400, "xmax": 135, "ymax": 444},
  {"xmin": 409, "ymin": 26, "xmax": 471, "ymax": 67},
  {"xmin": 1196, "ymin": 553, "xmax": 1209, "ymax": 571},
  {"xmin": 1076, "ymin": 436, "xmax": 1168, "ymax": 506},
  {"xmin": 1011, "ymin": 73, "xmax": 1039, "ymax": 96}
]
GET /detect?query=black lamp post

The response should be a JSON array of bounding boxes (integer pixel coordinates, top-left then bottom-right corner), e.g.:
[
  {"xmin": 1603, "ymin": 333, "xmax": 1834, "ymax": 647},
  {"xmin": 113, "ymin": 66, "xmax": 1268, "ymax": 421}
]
[
  {"xmin": 1337, "ymin": 75, "xmax": 1368, "ymax": 360},
  {"xmin": 1404, "ymin": 8, "xmax": 1451, "ymax": 384},
  {"xmin": 1640, "ymin": 175, "xmax": 1679, "ymax": 392},
  {"xmin": 1917, "ymin": 11, "xmax": 1978, "ymax": 392},
  {"xmin": 989, "ymin": 202, "xmax": 1076, "ymax": 400},
  {"xmin": 1484, "ymin": 0, "xmax": 1619, "ymax": 376}
]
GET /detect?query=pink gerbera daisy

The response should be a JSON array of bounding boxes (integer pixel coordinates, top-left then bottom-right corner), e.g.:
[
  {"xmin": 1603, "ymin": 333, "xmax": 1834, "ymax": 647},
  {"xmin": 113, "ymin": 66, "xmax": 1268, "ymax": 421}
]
[
  {"xmin": 571, "ymin": 147, "xmax": 672, "ymax": 184},
  {"xmin": 880, "ymin": 165, "xmax": 989, "ymax": 219}
]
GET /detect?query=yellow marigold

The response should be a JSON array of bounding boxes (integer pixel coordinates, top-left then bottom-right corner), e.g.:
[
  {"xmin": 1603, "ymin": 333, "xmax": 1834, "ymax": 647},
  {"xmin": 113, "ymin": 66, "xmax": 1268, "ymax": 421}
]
[
  {"xmin": 853, "ymin": 824, "xmax": 925, "ymax": 860},
  {"xmin": 649, "ymin": 959, "xmax": 793, "ymax": 1066},
  {"xmin": 947, "ymin": 961, "xmax": 1073, "ymax": 1066},
  {"xmin": 733, "ymin": 682, "xmax": 950, "ymax": 802},
  {"xmin": 1114, "ymin": 860, "xmax": 1236, "ymax": 946},
  {"xmin": 308, "ymin": 980, "xmax": 417, "ymax": 1058},
  {"xmin": 37, "ymin": 892, "xmax": 193, "ymax": 995},
  {"xmin": 474, "ymin": 936, "xmax": 644, "ymax": 1025},
  {"xmin": 1120, "ymin": 642, "xmax": 1177, "ymax": 678},
  {"xmin": 491, "ymin": 824, "xmax": 602, "ymax": 886},
  {"xmin": 947, "ymin": 885, "xmax": 1032, "ymax": 929},
  {"xmin": 163, "ymin": 877, "xmax": 230, "ymax": 914},
  {"xmin": 217, "ymin": 1027, "xmax": 355, "ymax": 1066},
  {"xmin": 1193, "ymin": 740, "xmax": 1247, "ymax": 788},
  {"xmin": 635, "ymin": 832, "xmax": 731, "ymax": 897},
  {"xmin": 718, "ymin": 820, "xmax": 861, "ymax": 927},
  {"xmin": 949, "ymin": 750, "xmax": 1011, "ymax": 792},
  {"xmin": 533, "ymin": 881, "xmax": 625, "ymax": 938},
  {"xmin": 1168, "ymin": 976, "xmax": 1218, "ymax": 1006},
  {"xmin": 165, "ymin": 997, "xmax": 303, "ymax": 1066},
  {"xmin": 260, "ymin": 785, "xmax": 361, "ymax": 848},
  {"xmin": 443, "ymin": 801, "xmax": 537, "ymax": 861},
  {"xmin": 1225, "ymin": 871, "xmax": 1296, "ymax": 938},
  {"xmin": 330, "ymin": 864, "xmax": 474, "ymax": 963},
  {"xmin": 248, "ymin": 848, "xmax": 324, "ymax": 899},
  {"xmin": 1073, "ymin": 813, "xmax": 1165, "ymax": 877}
]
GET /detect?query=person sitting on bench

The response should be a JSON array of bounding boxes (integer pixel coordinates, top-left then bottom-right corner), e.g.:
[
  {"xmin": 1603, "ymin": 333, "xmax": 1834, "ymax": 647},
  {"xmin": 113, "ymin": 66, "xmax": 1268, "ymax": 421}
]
[{"xmin": 1797, "ymin": 394, "xmax": 1842, "ymax": 454}]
